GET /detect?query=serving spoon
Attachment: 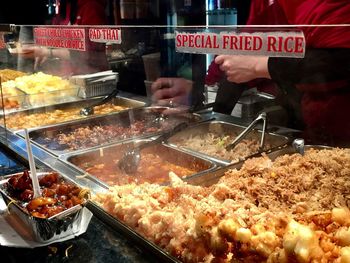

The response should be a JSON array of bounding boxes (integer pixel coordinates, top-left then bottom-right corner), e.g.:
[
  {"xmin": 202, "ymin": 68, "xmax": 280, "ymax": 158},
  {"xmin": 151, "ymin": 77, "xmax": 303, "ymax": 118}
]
[
  {"xmin": 118, "ymin": 121, "xmax": 189, "ymax": 174},
  {"xmin": 80, "ymin": 87, "xmax": 119, "ymax": 116},
  {"xmin": 118, "ymin": 116, "xmax": 216, "ymax": 174}
]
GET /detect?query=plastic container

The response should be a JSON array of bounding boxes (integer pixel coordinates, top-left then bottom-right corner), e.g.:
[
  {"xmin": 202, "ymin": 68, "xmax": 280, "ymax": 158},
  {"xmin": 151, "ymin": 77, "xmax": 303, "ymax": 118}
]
[
  {"xmin": 144, "ymin": 80, "xmax": 153, "ymax": 98},
  {"xmin": 142, "ymin": 52, "xmax": 160, "ymax": 81}
]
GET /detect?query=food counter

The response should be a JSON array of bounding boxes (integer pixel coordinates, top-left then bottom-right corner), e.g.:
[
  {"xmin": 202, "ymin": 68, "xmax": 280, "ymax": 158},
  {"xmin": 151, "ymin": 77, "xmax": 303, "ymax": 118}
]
[{"xmin": 0, "ymin": 23, "xmax": 349, "ymax": 263}]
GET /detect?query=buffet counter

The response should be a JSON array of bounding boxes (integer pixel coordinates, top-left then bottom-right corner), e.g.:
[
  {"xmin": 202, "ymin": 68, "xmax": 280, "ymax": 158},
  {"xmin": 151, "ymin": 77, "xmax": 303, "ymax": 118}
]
[
  {"xmin": 0, "ymin": 216, "xmax": 154, "ymax": 263},
  {"xmin": 0, "ymin": 91, "xmax": 295, "ymax": 262},
  {"xmin": 2, "ymin": 22, "xmax": 349, "ymax": 263}
]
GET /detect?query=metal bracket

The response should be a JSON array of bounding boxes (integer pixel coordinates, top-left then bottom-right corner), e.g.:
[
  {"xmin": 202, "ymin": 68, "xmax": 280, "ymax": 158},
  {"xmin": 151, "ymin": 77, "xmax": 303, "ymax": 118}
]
[{"xmin": 292, "ymin": 138, "xmax": 305, "ymax": 155}]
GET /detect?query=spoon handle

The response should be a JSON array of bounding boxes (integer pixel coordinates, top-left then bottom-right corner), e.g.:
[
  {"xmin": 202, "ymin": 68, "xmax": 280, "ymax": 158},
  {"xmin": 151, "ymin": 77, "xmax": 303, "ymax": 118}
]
[
  {"xmin": 139, "ymin": 122, "xmax": 189, "ymax": 150},
  {"xmin": 24, "ymin": 129, "xmax": 41, "ymax": 198},
  {"xmin": 139, "ymin": 117, "xmax": 216, "ymax": 151},
  {"xmin": 93, "ymin": 87, "xmax": 119, "ymax": 107}
]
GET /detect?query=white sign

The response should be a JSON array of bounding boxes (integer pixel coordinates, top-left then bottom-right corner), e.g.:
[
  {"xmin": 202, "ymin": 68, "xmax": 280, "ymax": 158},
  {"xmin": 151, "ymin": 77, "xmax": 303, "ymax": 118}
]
[
  {"xmin": 33, "ymin": 27, "xmax": 86, "ymax": 51},
  {"xmin": 175, "ymin": 31, "xmax": 305, "ymax": 58},
  {"xmin": 89, "ymin": 28, "xmax": 121, "ymax": 44}
]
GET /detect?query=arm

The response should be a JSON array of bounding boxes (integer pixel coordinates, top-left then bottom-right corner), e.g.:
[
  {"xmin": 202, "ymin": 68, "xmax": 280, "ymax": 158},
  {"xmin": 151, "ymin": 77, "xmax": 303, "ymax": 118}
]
[{"xmin": 214, "ymin": 55, "xmax": 270, "ymax": 84}]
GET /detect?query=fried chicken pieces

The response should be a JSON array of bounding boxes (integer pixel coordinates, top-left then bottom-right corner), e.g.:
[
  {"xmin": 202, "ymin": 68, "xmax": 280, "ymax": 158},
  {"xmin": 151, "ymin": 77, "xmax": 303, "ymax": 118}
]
[{"xmin": 94, "ymin": 148, "xmax": 350, "ymax": 263}]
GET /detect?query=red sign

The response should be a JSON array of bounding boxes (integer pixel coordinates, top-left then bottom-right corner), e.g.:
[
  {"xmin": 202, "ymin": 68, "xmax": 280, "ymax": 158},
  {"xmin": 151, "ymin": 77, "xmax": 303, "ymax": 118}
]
[
  {"xmin": 175, "ymin": 31, "xmax": 305, "ymax": 58},
  {"xmin": 33, "ymin": 27, "xmax": 86, "ymax": 51},
  {"xmin": 89, "ymin": 28, "xmax": 121, "ymax": 44}
]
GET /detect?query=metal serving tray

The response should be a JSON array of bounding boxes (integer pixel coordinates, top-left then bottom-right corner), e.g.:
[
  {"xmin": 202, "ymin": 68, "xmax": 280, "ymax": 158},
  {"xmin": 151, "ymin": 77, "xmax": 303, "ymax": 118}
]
[
  {"xmin": 59, "ymin": 139, "xmax": 217, "ymax": 189},
  {"xmin": 167, "ymin": 120, "xmax": 290, "ymax": 166},
  {"xmin": 87, "ymin": 201, "xmax": 181, "ymax": 263},
  {"xmin": 3, "ymin": 96, "xmax": 145, "ymax": 133},
  {"xmin": 0, "ymin": 170, "xmax": 89, "ymax": 242},
  {"xmin": 185, "ymin": 144, "xmax": 332, "ymax": 187},
  {"xmin": 83, "ymin": 144, "xmax": 333, "ymax": 263},
  {"xmin": 21, "ymin": 106, "xmax": 201, "ymax": 157}
]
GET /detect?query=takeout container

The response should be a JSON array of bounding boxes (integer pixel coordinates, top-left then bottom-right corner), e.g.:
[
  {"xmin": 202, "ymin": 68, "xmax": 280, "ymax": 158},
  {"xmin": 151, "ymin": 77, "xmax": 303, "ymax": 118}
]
[
  {"xmin": 2, "ymin": 72, "xmax": 81, "ymax": 109},
  {"xmin": 70, "ymin": 70, "xmax": 119, "ymax": 98},
  {"xmin": 24, "ymin": 87, "xmax": 80, "ymax": 108},
  {"xmin": 0, "ymin": 171, "xmax": 89, "ymax": 242},
  {"xmin": 0, "ymin": 86, "xmax": 28, "ymax": 113},
  {"xmin": 142, "ymin": 52, "xmax": 160, "ymax": 81},
  {"xmin": 0, "ymin": 85, "xmax": 80, "ymax": 114}
]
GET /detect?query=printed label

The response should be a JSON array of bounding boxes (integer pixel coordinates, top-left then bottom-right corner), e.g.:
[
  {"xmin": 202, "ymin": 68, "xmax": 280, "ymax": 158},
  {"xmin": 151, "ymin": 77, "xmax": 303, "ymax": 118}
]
[
  {"xmin": 175, "ymin": 30, "xmax": 305, "ymax": 58},
  {"xmin": 33, "ymin": 27, "xmax": 86, "ymax": 51},
  {"xmin": 89, "ymin": 28, "xmax": 121, "ymax": 44}
]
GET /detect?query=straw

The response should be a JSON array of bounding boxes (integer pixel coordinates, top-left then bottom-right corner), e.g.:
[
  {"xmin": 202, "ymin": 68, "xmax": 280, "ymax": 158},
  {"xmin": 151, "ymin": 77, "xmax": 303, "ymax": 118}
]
[{"xmin": 24, "ymin": 129, "xmax": 41, "ymax": 198}]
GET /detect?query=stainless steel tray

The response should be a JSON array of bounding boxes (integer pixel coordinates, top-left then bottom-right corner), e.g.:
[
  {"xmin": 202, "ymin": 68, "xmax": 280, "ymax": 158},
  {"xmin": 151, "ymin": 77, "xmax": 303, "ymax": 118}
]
[
  {"xmin": 166, "ymin": 120, "xmax": 290, "ymax": 166},
  {"xmin": 59, "ymin": 139, "xmax": 217, "ymax": 188},
  {"xmin": 3, "ymin": 96, "xmax": 145, "ymax": 133},
  {"xmin": 82, "ymin": 144, "xmax": 333, "ymax": 262},
  {"xmin": 87, "ymin": 201, "xmax": 180, "ymax": 263},
  {"xmin": 20, "ymin": 106, "xmax": 201, "ymax": 157},
  {"xmin": 184, "ymin": 144, "xmax": 332, "ymax": 187}
]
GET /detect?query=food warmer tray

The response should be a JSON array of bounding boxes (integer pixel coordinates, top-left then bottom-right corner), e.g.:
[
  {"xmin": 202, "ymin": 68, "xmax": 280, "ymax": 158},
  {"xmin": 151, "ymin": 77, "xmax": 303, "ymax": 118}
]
[
  {"xmin": 166, "ymin": 120, "xmax": 290, "ymax": 166},
  {"xmin": 59, "ymin": 139, "xmax": 217, "ymax": 189},
  {"xmin": 18, "ymin": 106, "xmax": 201, "ymax": 157},
  {"xmin": 86, "ymin": 201, "xmax": 181, "ymax": 263},
  {"xmin": 83, "ymin": 145, "xmax": 330, "ymax": 263},
  {"xmin": 184, "ymin": 144, "xmax": 332, "ymax": 187},
  {"xmin": 3, "ymin": 96, "xmax": 145, "ymax": 133}
]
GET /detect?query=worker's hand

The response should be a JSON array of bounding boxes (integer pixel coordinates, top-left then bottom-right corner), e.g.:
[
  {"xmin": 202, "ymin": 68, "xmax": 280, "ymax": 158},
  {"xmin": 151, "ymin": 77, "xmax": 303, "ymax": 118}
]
[
  {"xmin": 215, "ymin": 55, "xmax": 271, "ymax": 83},
  {"xmin": 33, "ymin": 47, "xmax": 50, "ymax": 70},
  {"xmin": 151, "ymin": 77, "xmax": 193, "ymax": 107}
]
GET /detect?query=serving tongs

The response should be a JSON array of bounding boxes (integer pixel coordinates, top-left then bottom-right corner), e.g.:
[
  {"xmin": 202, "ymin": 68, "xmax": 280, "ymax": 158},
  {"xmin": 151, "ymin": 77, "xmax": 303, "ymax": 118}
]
[
  {"xmin": 80, "ymin": 86, "xmax": 119, "ymax": 116},
  {"xmin": 225, "ymin": 112, "xmax": 267, "ymax": 151},
  {"xmin": 152, "ymin": 102, "xmax": 215, "ymax": 127},
  {"xmin": 118, "ymin": 117, "xmax": 215, "ymax": 174}
]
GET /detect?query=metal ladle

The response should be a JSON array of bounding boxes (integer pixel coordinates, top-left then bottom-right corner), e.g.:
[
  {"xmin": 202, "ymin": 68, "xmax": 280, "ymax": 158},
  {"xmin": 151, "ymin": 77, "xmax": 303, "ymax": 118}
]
[
  {"xmin": 80, "ymin": 87, "xmax": 119, "ymax": 116},
  {"xmin": 118, "ymin": 122, "xmax": 189, "ymax": 174},
  {"xmin": 118, "ymin": 116, "xmax": 216, "ymax": 174},
  {"xmin": 225, "ymin": 112, "xmax": 267, "ymax": 151}
]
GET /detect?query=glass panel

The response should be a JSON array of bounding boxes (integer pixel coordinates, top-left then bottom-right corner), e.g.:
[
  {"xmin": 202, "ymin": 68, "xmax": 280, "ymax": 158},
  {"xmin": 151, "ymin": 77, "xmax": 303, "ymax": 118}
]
[
  {"xmin": 0, "ymin": 24, "xmax": 349, "ymax": 148},
  {"xmin": 0, "ymin": 21, "xmax": 349, "ymax": 261}
]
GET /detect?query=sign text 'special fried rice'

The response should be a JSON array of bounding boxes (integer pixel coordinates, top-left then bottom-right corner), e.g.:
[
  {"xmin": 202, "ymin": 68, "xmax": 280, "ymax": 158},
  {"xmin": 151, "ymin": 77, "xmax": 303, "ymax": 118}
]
[{"xmin": 94, "ymin": 148, "xmax": 350, "ymax": 263}]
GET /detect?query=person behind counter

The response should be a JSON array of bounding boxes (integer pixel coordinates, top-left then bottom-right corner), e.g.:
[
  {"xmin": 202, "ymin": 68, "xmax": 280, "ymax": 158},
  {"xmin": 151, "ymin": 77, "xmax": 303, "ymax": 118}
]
[
  {"xmin": 214, "ymin": 0, "xmax": 350, "ymax": 145},
  {"xmin": 23, "ymin": 0, "xmax": 109, "ymax": 76},
  {"xmin": 152, "ymin": 0, "xmax": 350, "ymax": 146}
]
